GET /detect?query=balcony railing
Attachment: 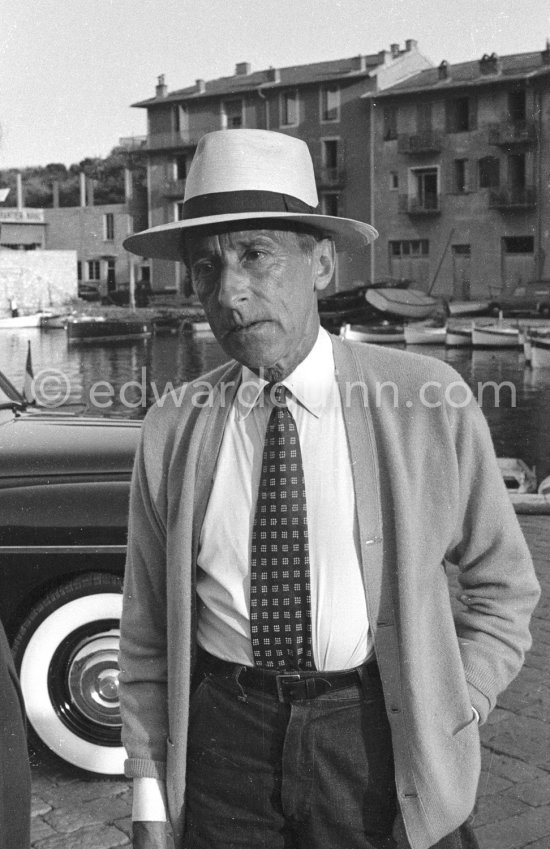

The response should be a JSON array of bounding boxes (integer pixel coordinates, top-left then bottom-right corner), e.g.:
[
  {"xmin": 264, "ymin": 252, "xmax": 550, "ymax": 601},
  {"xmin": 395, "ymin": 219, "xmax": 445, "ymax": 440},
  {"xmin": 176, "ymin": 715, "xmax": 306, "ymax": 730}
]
[
  {"xmin": 398, "ymin": 194, "xmax": 441, "ymax": 215},
  {"xmin": 145, "ymin": 130, "xmax": 206, "ymax": 151},
  {"xmin": 488, "ymin": 186, "xmax": 536, "ymax": 210},
  {"xmin": 487, "ymin": 120, "xmax": 537, "ymax": 146},
  {"xmin": 311, "ymin": 155, "xmax": 346, "ymax": 187},
  {"xmin": 397, "ymin": 132, "xmax": 443, "ymax": 154},
  {"xmin": 162, "ymin": 179, "xmax": 187, "ymax": 198}
]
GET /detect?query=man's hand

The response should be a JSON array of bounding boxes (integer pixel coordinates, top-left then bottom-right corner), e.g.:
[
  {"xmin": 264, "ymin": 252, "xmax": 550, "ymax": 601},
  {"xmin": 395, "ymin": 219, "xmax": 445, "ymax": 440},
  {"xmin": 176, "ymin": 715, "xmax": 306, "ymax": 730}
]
[{"xmin": 132, "ymin": 821, "xmax": 170, "ymax": 849}]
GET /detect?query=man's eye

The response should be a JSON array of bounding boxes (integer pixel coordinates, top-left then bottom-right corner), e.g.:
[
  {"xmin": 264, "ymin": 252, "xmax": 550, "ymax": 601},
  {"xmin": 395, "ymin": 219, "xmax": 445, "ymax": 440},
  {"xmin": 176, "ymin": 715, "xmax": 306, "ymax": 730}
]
[
  {"xmin": 243, "ymin": 249, "xmax": 267, "ymax": 264},
  {"xmin": 193, "ymin": 261, "xmax": 215, "ymax": 278}
]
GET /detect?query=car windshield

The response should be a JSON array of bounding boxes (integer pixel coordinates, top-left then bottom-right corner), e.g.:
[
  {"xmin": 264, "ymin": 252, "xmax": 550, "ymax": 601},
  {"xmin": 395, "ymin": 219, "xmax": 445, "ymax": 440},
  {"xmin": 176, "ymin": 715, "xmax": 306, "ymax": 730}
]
[{"xmin": 0, "ymin": 370, "xmax": 25, "ymax": 409}]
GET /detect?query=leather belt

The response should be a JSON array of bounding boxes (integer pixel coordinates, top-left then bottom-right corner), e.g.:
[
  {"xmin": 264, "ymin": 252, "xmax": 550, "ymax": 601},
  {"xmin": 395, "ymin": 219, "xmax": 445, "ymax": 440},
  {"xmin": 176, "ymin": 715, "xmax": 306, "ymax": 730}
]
[{"xmin": 196, "ymin": 648, "xmax": 380, "ymax": 703}]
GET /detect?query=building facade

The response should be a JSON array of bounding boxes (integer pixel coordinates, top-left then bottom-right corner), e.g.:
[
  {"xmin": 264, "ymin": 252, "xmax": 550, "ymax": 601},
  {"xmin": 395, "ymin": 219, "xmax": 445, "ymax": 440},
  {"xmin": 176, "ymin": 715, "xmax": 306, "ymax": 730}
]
[
  {"xmin": 368, "ymin": 46, "xmax": 550, "ymax": 302},
  {"xmin": 131, "ymin": 42, "xmax": 431, "ymax": 293}
]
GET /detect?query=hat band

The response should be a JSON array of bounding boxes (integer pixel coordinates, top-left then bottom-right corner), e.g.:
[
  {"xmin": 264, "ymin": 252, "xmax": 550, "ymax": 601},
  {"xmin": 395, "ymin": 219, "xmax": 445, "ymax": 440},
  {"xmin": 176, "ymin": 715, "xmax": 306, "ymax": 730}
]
[{"xmin": 182, "ymin": 190, "xmax": 317, "ymax": 220}]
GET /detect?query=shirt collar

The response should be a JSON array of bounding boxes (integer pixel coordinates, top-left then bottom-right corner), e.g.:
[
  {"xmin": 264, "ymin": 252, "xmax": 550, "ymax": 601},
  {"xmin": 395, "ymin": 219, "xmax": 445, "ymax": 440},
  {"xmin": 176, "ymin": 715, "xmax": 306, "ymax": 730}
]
[{"xmin": 235, "ymin": 327, "xmax": 335, "ymax": 420}]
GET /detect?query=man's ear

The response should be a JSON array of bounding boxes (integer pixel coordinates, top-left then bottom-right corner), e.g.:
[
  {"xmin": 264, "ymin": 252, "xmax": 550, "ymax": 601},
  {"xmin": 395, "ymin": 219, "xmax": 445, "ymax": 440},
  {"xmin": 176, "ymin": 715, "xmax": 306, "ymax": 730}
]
[{"xmin": 313, "ymin": 239, "xmax": 336, "ymax": 292}]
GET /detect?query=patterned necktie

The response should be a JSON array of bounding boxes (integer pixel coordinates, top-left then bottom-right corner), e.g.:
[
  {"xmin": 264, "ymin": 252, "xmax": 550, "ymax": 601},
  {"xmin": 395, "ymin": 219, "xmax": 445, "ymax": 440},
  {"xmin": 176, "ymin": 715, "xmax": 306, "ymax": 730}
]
[{"xmin": 250, "ymin": 384, "xmax": 315, "ymax": 671}]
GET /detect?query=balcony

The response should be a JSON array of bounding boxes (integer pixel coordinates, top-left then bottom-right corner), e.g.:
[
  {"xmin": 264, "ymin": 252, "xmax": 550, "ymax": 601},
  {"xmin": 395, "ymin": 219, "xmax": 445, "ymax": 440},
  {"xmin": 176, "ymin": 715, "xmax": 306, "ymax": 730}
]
[
  {"xmin": 487, "ymin": 120, "xmax": 537, "ymax": 146},
  {"xmin": 397, "ymin": 132, "xmax": 443, "ymax": 155},
  {"xmin": 312, "ymin": 156, "xmax": 346, "ymax": 187},
  {"xmin": 145, "ymin": 131, "xmax": 204, "ymax": 151},
  {"xmin": 398, "ymin": 194, "xmax": 441, "ymax": 215},
  {"xmin": 162, "ymin": 179, "xmax": 187, "ymax": 198},
  {"xmin": 488, "ymin": 186, "xmax": 536, "ymax": 210}
]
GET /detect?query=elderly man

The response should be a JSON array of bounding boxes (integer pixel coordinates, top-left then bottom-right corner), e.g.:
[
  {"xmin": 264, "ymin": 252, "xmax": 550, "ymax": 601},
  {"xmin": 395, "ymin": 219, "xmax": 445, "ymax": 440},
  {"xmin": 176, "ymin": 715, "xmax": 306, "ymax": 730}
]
[{"xmin": 120, "ymin": 130, "xmax": 539, "ymax": 849}]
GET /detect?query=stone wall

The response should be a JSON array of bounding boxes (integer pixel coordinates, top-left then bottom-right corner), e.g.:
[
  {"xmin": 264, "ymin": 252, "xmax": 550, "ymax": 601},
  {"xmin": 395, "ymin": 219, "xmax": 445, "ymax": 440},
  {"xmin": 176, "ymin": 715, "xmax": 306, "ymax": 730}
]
[{"xmin": 0, "ymin": 250, "xmax": 77, "ymax": 315}]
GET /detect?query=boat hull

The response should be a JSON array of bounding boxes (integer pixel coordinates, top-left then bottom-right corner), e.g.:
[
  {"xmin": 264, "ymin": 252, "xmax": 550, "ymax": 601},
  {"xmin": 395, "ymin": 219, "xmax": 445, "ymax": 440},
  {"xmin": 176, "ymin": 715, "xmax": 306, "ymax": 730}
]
[
  {"xmin": 67, "ymin": 318, "xmax": 153, "ymax": 344},
  {"xmin": 471, "ymin": 325, "xmax": 521, "ymax": 348},
  {"xmin": 340, "ymin": 323, "xmax": 404, "ymax": 344},
  {"xmin": 531, "ymin": 337, "xmax": 550, "ymax": 368},
  {"xmin": 0, "ymin": 312, "xmax": 53, "ymax": 329},
  {"xmin": 445, "ymin": 326, "xmax": 472, "ymax": 347},
  {"xmin": 366, "ymin": 288, "xmax": 437, "ymax": 320},
  {"xmin": 404, "ymin": 324, "xmax": 446, "ymax": 345}
]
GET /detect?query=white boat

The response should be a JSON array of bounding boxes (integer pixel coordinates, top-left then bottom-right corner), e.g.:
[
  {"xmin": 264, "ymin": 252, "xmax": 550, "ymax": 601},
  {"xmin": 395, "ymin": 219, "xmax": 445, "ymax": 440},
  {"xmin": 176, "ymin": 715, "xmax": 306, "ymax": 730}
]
[
  {"xmin": 446, "ymin": 324, "xmax": 473, "ymax": 347},
  {"xmin": 538, "ymin": 475, "xmax": 550, "ymax": 496},
  {"xmin": 497, "ymin": 458, "xmax": 537, "ymax": 494},
  {"xmin": 366, "ymin": 287, "xmax": 438, "ymax": 320},
  {"xmin": 530, "ymin": 336, "xmax": 550, "ymax": 368},
  {"xmin": 404, "ymin": 322, "xmax": 446, "ymax": 345},
  {"xmin": 471, "ymin": 322, "xmax": 521, "ymax": 348},
  {"xmin": 0, "ymin": 311, "xmax": 59, "ymax": 329},
  {"xmin": 340, "ymin": 322, "xmax": 404, "ymax": 344},
  {"xmin": 447, "ymin": 300, "xmax": 489, "ymax": 317}
]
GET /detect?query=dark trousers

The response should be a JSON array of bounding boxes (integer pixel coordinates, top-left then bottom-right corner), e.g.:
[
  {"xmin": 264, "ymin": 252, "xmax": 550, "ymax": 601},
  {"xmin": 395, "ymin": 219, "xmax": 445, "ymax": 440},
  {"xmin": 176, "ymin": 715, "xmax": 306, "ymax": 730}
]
[{"xmin": 183, "ymin": 661, "xmax": 479, "ymax": 849}]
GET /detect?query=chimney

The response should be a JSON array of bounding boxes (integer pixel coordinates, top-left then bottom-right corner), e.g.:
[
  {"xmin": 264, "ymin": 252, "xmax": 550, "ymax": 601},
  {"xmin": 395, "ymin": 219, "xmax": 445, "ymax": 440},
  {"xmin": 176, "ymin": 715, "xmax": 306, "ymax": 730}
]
[
  {"xmin": 377, "ymin": 49, "xmax": 389, "ymax": 65},
  {"xmin": 52, "ymin": 180, "xmax": 59, "ymax": 208},
  {"xmin": 79, "ymin": 172, "xmax": 86, "ymax": 207},
  {"xmin": 156, "ymin": 74, "xmax": 168, "ymax": 98},
  {"xmin": 195, "ymin": 79, "xmax": 206, "ymax": 93},
  {"xmin": 16, "ymin": 172, "xmax": 23, "ymax": 209},
  {"xmin": 542, "ymin": 38, "xmax": 550, "ymax": 65},
  {"xmin": 266, "ymin": 67, "xmax": 280, "ymax": 83},
  {"xmin": 438, "ymin": 60, "xmax": 449, "ymax": 80},
  {"xmin": 390, "ymin": 43, "xmax": 400, "ymax": 58},
  {"xmin": 479, "ymin": 52, "xmax": 500, "ymax": 75},
  {"xmin": 354, "ymin": 55, "xmax": 367, "ymax": 72},
  {"xmin": 405, "ymin": 39, "xmax": 418, "ymax": 52},
  {"xmin": 235, "ymin": 62, "xmax": 251, "ymax": 76},
  {"xmin": 124, "ymin": 168, "xmax": 133, "ymax": 203},
  {"xmin": 86, "ymin": 177, "xmax": 95, "ymax": 207}
]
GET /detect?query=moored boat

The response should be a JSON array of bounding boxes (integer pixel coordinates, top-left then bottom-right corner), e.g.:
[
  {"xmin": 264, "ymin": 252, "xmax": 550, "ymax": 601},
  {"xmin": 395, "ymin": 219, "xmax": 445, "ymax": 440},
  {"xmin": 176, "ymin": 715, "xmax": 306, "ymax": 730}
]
[
  {"xmin": 340, "ymin": 322, "xmax": 404, "ymax": 344},
  {"xmin": 404, "ymin": 321, "xmax": 446, "ymax": 345},
  {"xmin": 445, "ymin": 323, "xmax": 472, "ymax": 347},
  {"xmin": 447, "ymin": 300, "xmax": 489, "ymax": 317},
  {"xmin": 497, "ymin": 458, "xmax": 537, "ymax": 494},
  {"xmin": 0, "ymin": 311, "xmax": 60, "ymax": 329},
  {"xmin": 66, "ymin": 316, "xmax": 153, "ymax": 344},
  {"xmin": 365, "ymin": 287, "xmax": 438, "ymax": 320},
  {"xmin": 471, "ymin": 322, "xmax": 521, "ymax": 348}
]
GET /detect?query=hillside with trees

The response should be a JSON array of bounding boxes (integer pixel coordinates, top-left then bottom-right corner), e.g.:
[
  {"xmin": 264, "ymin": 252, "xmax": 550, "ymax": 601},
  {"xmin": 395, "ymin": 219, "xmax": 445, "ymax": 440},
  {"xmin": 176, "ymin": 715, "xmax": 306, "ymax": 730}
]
[{"xmin": 0, "ymin": 146, "xmax": 146, "ymax": 207}]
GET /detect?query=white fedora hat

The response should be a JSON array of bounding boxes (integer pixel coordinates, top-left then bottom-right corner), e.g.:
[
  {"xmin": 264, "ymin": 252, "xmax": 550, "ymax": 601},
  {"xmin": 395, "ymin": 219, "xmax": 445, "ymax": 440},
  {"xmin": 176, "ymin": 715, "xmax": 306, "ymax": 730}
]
[{"xmin": 124, "ymin": 130, "xmax": 378, "ymax": 260}]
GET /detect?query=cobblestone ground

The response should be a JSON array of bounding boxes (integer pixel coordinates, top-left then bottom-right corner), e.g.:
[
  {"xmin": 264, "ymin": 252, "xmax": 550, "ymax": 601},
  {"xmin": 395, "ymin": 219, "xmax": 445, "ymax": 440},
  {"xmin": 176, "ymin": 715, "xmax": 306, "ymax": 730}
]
[{"xmin": 30, "ymin": 515, "xmax": 549, "ymax": 849}]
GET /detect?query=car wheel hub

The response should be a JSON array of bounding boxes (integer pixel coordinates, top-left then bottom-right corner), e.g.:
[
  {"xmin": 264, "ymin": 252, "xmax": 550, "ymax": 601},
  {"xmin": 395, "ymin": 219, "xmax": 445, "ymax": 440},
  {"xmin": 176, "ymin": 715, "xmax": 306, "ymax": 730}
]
[{"xmin": 68, "ymin": 636, "xmax": 121, "ymax": 727}]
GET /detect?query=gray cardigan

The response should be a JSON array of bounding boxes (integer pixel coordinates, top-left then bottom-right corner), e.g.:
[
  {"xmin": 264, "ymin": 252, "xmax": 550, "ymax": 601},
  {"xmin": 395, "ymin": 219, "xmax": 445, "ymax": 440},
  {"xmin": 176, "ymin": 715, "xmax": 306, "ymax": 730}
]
[{"xmin": 119, "ymin": 336, "xmax": 540, "ymax": 849}]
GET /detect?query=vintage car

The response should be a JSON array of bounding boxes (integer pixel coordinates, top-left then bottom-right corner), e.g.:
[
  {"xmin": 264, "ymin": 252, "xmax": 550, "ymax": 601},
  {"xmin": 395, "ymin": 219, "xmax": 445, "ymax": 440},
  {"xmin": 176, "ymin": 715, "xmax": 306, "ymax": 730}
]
[{"xmin": 0, "ymin": 368, "xmax": 141, "ymax": 776}]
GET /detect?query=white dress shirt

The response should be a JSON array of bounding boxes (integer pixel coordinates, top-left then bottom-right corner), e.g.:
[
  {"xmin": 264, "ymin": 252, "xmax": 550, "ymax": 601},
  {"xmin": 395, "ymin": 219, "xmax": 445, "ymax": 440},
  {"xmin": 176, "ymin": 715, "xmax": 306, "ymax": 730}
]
[{"xmin": 132, "ymin": 327, "xmax": 372, "ymax": 820}]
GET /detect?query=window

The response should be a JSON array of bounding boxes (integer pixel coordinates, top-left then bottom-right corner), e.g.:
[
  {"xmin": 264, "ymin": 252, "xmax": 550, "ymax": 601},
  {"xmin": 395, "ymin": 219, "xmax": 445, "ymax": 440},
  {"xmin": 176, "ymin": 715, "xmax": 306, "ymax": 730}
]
[
  {"xmin": 87, "ymin": 260, "xmax": 101, "ymax": 281},
  {"xmin": 416, "ymin": 102, "xmax": 432, "ymax": 135},
  {"xmin": 508, "ymin": 90, "xmax": 526, "ymax": 122},
  {"xmin": 478, "ymin": 156, "xmax": 500, "ymax": 188},
  {"xmin": 321, "ymin": 139, "xmax": 340, "ymax": 181},
  {"xmin": 508, "ymin": 153, "xmax": 526, "ymax": 188},
  {"xmin": 320, "ymin": 85, "xmax": 340, "ymax": 122},
  {"xmin": 280, "ymin": 91, "xmax": 299, "ymax": 127},
  {"xmin": 103, "ymin": 213, "xmax": 114, "ymax": 241},
  {"xmin": 222, "ymin": 99, "xmax": 243, "ymax": 128},
  {"xmin": 77, "ymin": 261, "xmax": 82, "ymax": 282},
  {"xmin": 321, "ymin": 193, "xmax": 339, "ymax": 216},
  {"xmin": 446, "ymin": 96, "xmax": 476, "ymax": 133},
  {"xmin": 389, "ymin": 239, "xmax": 429, "ymax": 257},
  {"xmin": 503, "ymin": 236, "xmax": 534, "ymax": 253},
  {"xmin": 453, "ymin": 159, "xmax": 467, "ymax": 193},
  {"xmin": 389, "ymin": 172, "xmax": 399, "ymax": 190},
  {"xmin": 409, "ymin": 167, "xmax": 439, "ymax": 210},
  {"xmin": 173, "ymin": 104, "xmax": 181, "ymax": 133},
  {"xmin": 383, "ymin": 106, "xmax": 397, "ymax": 141},
  {"xmin": 174, "ymin": 155, "xmax": 187, "ymax": 180}
]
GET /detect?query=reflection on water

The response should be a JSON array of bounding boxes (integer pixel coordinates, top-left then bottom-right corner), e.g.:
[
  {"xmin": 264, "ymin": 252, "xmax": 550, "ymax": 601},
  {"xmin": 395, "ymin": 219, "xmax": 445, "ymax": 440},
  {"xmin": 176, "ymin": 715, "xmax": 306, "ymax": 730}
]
[{"xmin": 2, "ymin": 328, "xmax": 549, "ymax": 478}]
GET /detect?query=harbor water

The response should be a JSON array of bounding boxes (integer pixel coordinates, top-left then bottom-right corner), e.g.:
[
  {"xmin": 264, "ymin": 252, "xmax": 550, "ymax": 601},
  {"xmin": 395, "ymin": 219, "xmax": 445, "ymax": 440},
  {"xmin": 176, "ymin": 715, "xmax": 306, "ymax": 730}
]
[{"xmin": 2, "ymin": 326, "xmax": 550, "ymax": 481}]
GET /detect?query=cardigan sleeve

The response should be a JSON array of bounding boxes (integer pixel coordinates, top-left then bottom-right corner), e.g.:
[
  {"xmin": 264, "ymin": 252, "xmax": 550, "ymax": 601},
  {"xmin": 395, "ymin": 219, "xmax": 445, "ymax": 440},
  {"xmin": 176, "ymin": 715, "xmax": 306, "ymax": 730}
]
[
  {"xmin": 119, "ymin": 408, "xmax": 170, "ymax": 779},
  {"xmin": 445, "ymin": 397, "xmax": 541, "ymax": 723}
]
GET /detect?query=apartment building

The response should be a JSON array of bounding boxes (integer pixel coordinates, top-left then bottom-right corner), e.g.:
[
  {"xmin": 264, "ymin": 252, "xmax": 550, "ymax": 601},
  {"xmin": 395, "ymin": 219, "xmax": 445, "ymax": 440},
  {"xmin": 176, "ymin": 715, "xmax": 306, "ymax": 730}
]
[
  {"xmin": 368, "ymin": 45, "xmax": 550, "ymax": 302},
  {"xmin": 131, "ymin": 42, "xmax": 431, "ymax": 292}
]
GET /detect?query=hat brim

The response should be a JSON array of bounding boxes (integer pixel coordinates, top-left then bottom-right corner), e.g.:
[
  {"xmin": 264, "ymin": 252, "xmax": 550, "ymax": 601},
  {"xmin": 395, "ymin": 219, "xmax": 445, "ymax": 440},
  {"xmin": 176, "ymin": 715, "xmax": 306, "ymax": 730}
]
[{"xmin": 123, "ymin": 212, "xmax": 378, "ymax": 261}]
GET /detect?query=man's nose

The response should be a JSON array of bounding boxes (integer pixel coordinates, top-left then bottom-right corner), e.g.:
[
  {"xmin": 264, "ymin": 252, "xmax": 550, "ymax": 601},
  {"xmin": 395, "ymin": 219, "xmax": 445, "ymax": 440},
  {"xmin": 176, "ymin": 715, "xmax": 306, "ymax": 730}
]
[{"xmin": 217, "ymin": 263, "xmax": 249, "ymax": 309}]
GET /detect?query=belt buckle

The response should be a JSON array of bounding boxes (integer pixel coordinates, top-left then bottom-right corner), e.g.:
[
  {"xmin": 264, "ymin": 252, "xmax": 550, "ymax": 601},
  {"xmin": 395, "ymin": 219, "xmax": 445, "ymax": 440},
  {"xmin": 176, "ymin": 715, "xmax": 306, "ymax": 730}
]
[{"xmin": 275, "ymin": 672, "xmax": 302, "ymax": 702}]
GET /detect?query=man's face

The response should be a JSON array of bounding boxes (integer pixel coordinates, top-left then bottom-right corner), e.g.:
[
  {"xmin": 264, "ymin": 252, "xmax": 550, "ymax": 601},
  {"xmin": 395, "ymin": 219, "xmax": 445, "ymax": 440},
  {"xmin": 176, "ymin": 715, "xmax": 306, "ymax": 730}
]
[{"xmin": 186, "ymin": 228, "xmax": 334, "ymax": 381}]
